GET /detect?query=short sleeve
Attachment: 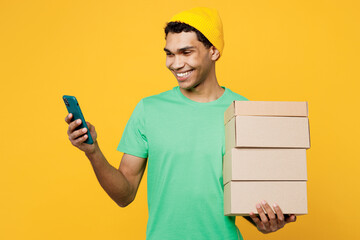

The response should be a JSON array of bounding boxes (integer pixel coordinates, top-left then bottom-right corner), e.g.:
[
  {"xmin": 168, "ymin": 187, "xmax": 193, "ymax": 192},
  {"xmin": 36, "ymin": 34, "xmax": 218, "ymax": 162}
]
[{"xmin": 117, "ymin": 99, "xmax": 148, "ymax": 158}]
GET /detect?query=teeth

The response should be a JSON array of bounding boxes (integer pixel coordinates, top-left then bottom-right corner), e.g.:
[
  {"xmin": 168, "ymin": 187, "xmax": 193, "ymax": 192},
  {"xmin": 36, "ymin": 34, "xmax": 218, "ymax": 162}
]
[{"xmin": 176, "ymin": 70, "xmax": 192, "ymax": 77}]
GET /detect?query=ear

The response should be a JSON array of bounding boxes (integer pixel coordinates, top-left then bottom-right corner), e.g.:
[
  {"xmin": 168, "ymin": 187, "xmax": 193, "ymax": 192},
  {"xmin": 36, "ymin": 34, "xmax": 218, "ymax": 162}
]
[{"xmin": 209, "ymin": 46, "xmax": 220, "ymax": 61}]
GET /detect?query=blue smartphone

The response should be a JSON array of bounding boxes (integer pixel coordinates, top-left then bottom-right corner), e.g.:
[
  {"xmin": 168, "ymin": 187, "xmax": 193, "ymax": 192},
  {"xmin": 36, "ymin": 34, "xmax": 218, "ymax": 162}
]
[{"xmin": 62, "ymin": 95, "xmax": 94, "ymax": 144}]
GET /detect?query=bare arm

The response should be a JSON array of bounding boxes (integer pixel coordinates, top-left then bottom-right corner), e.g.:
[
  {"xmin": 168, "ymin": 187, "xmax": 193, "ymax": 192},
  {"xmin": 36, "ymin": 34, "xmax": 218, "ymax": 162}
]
[
  {"xmin": 65, "ymin": 113, "xmax": 147, "ymax": 207},
  {"xmin": 86, "ymin": 147, "xmax": 147, "ymax": 207}
]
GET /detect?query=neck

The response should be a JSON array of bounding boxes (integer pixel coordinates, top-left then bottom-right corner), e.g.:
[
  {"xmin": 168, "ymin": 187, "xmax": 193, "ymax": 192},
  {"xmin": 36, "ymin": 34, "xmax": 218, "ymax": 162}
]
[{"xmin": 179, "ymin": 66, "xmax": 225, "ymax": 103}]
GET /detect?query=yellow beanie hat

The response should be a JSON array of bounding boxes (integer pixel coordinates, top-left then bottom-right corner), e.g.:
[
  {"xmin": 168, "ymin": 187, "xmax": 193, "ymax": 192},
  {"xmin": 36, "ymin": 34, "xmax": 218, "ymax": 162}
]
[{"xmin": 169, "ymin": 7, "xmax": 224, "ymax": 56}]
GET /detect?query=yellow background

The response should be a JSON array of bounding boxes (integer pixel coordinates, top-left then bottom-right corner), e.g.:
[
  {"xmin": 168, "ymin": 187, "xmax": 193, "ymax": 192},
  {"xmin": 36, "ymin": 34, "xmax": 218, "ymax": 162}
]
[{"xmin": 1, "ymin": 0, "xmax": 359, "ymax": 239}]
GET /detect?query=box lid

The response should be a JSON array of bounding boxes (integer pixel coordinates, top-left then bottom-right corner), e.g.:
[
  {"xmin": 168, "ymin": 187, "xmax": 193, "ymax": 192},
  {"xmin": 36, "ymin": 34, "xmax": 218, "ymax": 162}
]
[{"xmin": 224, "ymin": 101, "xmax": 308, "ymax": 125}]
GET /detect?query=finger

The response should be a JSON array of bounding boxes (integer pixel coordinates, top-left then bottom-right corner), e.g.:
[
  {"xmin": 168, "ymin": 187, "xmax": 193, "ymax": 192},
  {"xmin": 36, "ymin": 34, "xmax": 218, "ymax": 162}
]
[
  {"xmin": 65, "ymin": 113, "xmax": 73, "ymax": 124},
  {"xmin": 285, "ymin": 214, "xmax": 297, "ymax": 223},
  {"xmin": 69, "ymin": 127, "xmax": 87, "ymax": 141},
  {"xmin": 262, "ymin": 201, "xmax": 277, "ymax": 231},
  {"xmin": 256, "ymin": 203, "xmax": 270, "ymax": 229},
  {"xmin": 249, "ymin": 212, "xmax": 262, "ymax": 225},
  {"xmin": 249, "ymin": 212, "xmax": 265, "ymax": 231},
  {"xmin": 72, "ymin": 133, "xmax": 88, "ymax": 146},
  {"xmin": 68, "ymin": 119, "xmax": 82, "ymax": 135},
  {"xmin": 273, "ymin": 203, "xmax": 285, "ymax": 228}
]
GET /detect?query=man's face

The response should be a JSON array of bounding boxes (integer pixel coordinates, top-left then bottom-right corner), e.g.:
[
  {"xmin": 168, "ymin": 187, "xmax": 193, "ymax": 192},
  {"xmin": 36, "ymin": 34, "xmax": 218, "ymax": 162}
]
[{"xmin": 164, "ymin": 31, "xmax": 215, "ymax": 90}]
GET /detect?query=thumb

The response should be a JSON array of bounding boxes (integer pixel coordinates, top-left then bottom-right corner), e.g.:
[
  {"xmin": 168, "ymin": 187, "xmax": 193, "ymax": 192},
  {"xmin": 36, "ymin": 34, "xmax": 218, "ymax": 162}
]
[{"xmin": 86, "ymin": 121, "xmax": 93, "ymax": 130}]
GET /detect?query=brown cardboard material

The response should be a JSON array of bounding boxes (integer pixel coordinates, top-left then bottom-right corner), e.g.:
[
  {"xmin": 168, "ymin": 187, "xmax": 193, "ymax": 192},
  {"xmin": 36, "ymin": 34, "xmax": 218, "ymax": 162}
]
[
  {"xmin": 224, "ymin": 181, "xmax": 308, "ymax": 216},
  {"xmin": 225, "ymin": 116, "xmax": 310, "ymax": 151},
  {"xmin": 224, "ymin": 101, "xmax": 308, "ymax": 125},
  {"xmin": 223, "ymin": 148, "xmax": 307, "ymax": 185}
]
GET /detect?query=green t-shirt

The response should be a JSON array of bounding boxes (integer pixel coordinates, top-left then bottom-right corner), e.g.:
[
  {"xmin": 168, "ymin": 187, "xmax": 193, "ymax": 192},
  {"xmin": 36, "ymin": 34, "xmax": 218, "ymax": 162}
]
[{"xmin": 117, "ymin": 86, "xmax": 249, "ymax": 240}]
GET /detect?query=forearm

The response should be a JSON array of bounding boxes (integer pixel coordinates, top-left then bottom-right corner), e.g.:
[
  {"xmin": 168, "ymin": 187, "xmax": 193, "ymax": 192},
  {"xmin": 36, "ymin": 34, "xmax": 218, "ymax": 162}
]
[{"xmin": 85, "ymin": 143, "xmax": 133, "ymax": 207}]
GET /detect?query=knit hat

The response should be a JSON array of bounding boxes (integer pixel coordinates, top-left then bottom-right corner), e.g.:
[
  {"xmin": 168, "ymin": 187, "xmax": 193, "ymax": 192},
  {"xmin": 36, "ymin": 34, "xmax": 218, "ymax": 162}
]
[{"xmin": 169, "ymin": 7, "xmax": 224, "ymax": 56}]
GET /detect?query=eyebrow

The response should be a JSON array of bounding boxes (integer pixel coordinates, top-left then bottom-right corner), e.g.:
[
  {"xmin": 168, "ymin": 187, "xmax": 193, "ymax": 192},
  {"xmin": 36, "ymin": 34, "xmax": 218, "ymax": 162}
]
[{"xmin": 163, "ymin": 46, "xmax": 196, "ymax": 53}]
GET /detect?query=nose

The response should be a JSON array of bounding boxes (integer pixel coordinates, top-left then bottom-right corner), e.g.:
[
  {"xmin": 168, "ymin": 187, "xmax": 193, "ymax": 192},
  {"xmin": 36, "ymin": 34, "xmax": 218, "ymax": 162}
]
[{"xmin": 170, "ymin": 55, "xmax": 185, "ymax": 70}]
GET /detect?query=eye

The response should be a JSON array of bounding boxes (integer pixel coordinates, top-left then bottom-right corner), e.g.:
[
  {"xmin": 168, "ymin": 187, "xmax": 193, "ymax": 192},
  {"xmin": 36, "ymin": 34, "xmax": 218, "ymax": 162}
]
[
  {"xmin": 166, "ymin": 52, "xmax": 173, "ymax": 56},
  {"xmin": 183, "ymin": 51, "xmax": 191, "ymax": 55}
]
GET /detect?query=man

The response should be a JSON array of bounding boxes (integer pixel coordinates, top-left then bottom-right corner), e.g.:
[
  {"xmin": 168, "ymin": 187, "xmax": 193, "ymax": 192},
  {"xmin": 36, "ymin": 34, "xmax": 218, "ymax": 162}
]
[{"xmin": 65, "ymin": 7, "xmax": 296, "ymax": 239}]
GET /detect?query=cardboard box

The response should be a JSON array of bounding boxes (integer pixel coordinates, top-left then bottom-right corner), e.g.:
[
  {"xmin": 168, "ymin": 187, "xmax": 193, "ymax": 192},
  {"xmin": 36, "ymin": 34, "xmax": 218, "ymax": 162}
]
[
  {"xmin": 223, "ymin": 148, "xmax": 307, "ymax": 184},
  {"xmin": 225, "ymin": 116, "xmax": 310, "ymax": 151},
  {"xmin": 224, "ymin": 181, "xmax": 308, "ymax": 216},
  {"xmin": 224, "ymin": 101, "xmax": 308, "ymax": 125}
]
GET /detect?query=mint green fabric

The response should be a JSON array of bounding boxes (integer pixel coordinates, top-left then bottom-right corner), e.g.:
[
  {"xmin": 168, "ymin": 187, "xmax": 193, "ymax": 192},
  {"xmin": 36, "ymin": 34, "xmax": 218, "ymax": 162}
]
[{"xmin": 117, "ymin": 86, "xmax": 248, "ymax": 240}]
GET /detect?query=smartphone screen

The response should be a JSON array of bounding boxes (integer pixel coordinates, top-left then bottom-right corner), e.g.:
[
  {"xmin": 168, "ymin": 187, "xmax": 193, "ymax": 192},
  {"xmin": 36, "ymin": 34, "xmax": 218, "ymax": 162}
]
[{"xmin": 63, "ymin": 95, "xmax": 94, "ymax": 144}]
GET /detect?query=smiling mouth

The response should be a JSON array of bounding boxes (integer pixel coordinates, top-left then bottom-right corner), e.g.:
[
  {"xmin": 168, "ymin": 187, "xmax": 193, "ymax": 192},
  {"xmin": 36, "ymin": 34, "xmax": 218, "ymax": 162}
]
[
  {"xmin": 176, "ymin": 70, "xmax": 193, "ymax": 77},
  {"xmin": 175, "ymin": 70, "xmax": 194, "ymax": 81}
]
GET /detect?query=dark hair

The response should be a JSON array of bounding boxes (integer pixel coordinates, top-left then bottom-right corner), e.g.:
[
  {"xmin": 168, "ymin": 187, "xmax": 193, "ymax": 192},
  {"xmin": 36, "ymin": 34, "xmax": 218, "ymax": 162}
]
[{"xmin": 164, "ymin": 21, "xmax": 213, "ymax": 49}]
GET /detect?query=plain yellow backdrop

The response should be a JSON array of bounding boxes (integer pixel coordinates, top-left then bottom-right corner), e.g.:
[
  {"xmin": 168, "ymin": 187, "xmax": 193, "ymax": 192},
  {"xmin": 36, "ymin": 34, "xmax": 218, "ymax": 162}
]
[{"xmin": 1, "ymin": 0, "xmax": 359, "ymax": 239}]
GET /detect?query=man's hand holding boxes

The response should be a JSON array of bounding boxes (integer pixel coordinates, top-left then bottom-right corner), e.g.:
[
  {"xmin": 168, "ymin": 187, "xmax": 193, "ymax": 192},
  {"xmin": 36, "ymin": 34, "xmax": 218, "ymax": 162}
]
[{"xmin": 223, "ymin": 101, "xmax": 310, "ymax": 231}]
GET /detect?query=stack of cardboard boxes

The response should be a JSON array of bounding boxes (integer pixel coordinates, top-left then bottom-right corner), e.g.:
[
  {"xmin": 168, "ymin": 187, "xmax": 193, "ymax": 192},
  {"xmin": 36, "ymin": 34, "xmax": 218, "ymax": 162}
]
[{"xmin": 223, "ymin": 101, "xmax": 310, "ymax": 216}]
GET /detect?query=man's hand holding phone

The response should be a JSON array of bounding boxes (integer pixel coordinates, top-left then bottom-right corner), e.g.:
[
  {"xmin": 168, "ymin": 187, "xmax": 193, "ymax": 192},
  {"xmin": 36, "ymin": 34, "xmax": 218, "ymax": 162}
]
[{"xmin": 65, "ymin": 113, "xmax": 98, "ymax": 154}]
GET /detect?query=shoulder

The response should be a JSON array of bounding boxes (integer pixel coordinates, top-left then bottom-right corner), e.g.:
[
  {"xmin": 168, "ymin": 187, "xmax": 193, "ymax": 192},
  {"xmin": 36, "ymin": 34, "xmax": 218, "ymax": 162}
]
[
  {"xmin": 225, "ymin": 87, "xmax": 250, "ymax": 101},
  {"xmin": 141, "ymin": 87, "xmax": 178, "ymax": 106}
]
